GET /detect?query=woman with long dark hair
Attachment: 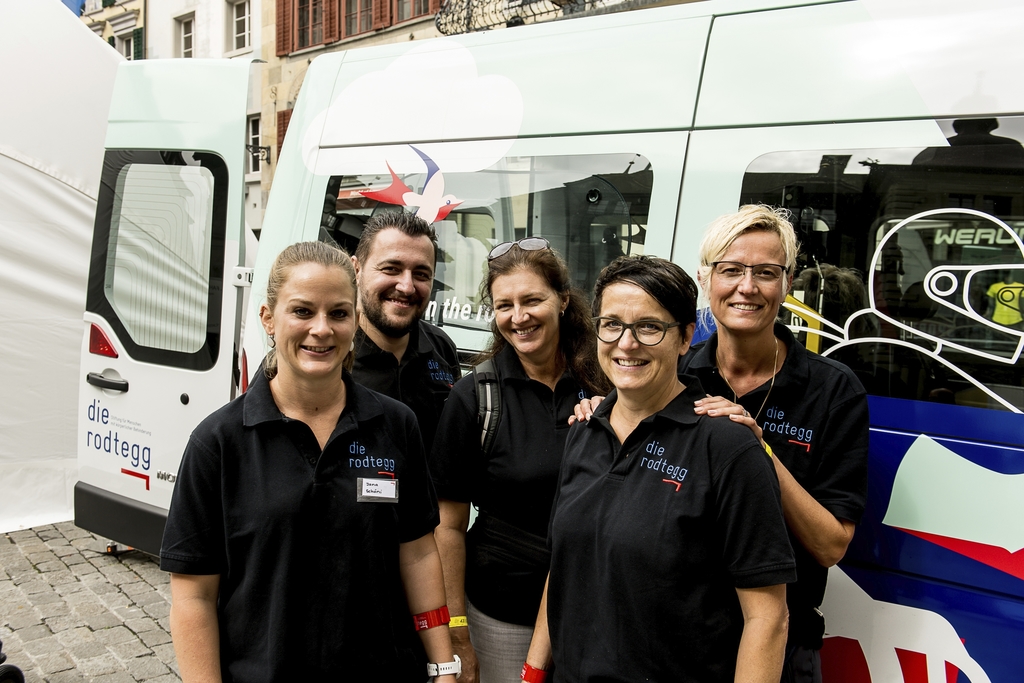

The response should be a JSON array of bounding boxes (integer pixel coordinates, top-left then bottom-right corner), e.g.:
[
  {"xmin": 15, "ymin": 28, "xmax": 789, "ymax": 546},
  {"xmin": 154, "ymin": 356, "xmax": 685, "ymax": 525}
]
[{"xmin": 430, "ymin": 238, "xmax": 610, "ymax": 683}]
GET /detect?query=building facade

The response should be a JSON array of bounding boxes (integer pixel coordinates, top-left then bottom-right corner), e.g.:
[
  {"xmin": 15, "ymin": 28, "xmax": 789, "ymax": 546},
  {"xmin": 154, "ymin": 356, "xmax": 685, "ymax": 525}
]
[
  {"xmin": 145, "ymin": 0, "xmax": 266, "ymax": 233},
  {"xmin": 260, "ymin": 0, "xmax": 444, "ymax": 210},
  {"xmin": 146, "ymin": 0, "xmax": 261, "ymax": 60},
  {"xmin": 82, "ymin": 0, "xmax": 146, "ymax": 60}
]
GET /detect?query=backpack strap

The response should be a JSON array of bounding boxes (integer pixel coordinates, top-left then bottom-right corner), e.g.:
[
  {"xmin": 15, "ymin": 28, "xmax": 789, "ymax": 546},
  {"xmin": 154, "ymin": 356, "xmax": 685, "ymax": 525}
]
[{"xmin": 473, "ymin": 358, "xmax": 501, "ymax": 457}]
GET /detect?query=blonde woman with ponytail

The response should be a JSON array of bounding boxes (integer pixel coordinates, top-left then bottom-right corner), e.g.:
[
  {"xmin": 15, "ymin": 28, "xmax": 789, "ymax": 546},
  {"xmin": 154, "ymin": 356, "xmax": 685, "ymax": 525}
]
[{"xmin": 161, "ymin": 241, "xmax": 459, "ymax": 683}]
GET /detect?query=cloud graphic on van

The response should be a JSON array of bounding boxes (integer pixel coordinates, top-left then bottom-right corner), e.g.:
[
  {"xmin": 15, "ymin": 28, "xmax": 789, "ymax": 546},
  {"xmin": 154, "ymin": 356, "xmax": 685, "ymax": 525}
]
[
  {"xmin": 302, "ymin": 40, "xmax": 524, "ymax": 176},
  {"xmin": 882, "ymin": 434, "xmax": 1024, "ymax": 580}
]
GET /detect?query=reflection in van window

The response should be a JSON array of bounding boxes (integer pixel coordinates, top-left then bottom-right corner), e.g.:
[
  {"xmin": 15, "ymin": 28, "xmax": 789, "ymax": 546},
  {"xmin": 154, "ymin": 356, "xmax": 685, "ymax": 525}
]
[
  {"xmin": 106, "ymin": 163, "xmax": 215, "ymax": 354},
  {"xmin": 741, "ymin": 117, "xmax": 1024, "ymax": 411},
  {"xmin": 323, "ymin": 153, "xmax": 652, "ymax": 333}
]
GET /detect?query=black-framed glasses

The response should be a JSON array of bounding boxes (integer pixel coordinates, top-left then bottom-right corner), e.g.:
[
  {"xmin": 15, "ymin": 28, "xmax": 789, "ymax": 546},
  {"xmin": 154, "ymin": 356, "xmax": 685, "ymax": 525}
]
[
  {"xmin": 593, "ymin": 317, "xmax": 680, "ymax": 346},
  {"xmin": 711, "ymin": 261, "xmax": 789, "ymax": 284},
  {"xmin": 488, "ymin": 237, "xmax": 551, "ymax": 261}
]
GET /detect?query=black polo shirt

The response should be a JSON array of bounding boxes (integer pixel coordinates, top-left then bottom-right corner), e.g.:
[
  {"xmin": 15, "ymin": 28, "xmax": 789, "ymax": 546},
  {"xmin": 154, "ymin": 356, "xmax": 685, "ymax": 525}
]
[
  {"xmin": 353, "ymin": 319, "xmax": 461, "ymax": 453},
  {"xmin": 429, "ymin": 344, "xmax": 589, "ymax": 625},
  {"xmin": 160, "ymin": 370, "xmax": 439, "ymax": 683},
  {"xmin": 548, "ymin": 378, "xmax": 796, "ymax": 682},
  {"xmin": 679, "ymin": 322, "xmax": 869, "ymax": 649}
]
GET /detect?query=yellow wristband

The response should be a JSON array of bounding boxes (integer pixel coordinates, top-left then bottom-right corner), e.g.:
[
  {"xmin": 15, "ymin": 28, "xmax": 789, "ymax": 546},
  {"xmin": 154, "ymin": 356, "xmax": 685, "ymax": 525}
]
[
  {"xmin": 764, "ymin": 442, "xmax": 774, "ymax": 459},
  {"xmin": 449, "ymin": 615, "xmax": 468, "ymax": 628}
]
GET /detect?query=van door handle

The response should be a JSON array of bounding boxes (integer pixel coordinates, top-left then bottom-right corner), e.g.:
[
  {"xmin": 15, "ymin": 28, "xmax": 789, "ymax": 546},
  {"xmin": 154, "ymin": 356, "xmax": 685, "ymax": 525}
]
[{"xmin": 87, "ymin": 372, "xmax": 129, "ymax": 392}]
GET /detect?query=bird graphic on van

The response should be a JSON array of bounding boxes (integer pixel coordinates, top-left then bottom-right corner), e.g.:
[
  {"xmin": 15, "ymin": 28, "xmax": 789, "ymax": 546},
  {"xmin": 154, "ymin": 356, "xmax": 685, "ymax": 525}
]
[
  {"xmin": 359, "ymin": 146, "xmax": 463, "ymax": 224},
  {"xmin": 882, "ymin": 434, "xmax": 1024, "ymax": 581}
]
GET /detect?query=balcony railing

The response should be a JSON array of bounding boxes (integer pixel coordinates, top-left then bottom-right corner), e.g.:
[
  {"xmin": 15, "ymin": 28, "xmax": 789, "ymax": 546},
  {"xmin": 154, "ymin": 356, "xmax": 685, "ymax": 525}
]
[{"xmin": 435, "ymin": 0, "xmax": 665, "ymax": 35}]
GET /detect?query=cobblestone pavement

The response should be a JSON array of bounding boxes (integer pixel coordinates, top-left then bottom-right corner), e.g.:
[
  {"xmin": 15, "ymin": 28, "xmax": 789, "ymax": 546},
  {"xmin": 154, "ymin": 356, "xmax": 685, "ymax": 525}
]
[{"xmin": 0, "ymin": 523, "xmax": 179, "ymax": 683}]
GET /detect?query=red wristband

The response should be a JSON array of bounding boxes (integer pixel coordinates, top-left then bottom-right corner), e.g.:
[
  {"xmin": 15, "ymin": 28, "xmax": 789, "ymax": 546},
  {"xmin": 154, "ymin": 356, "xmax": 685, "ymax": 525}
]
[
  {"xmin": 412, "ymin": 605, "xmax": 450, "ymax": 631},
  {"xmin": 521, "ymin": 662, "xmax": 548, "ymax": 683}
]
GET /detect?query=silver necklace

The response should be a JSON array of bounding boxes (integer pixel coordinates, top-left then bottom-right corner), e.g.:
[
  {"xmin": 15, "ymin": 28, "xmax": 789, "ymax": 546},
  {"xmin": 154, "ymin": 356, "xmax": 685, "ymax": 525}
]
[{"xmin": 716, "ymin": 336, "xmax": 779, "ymax": 422}]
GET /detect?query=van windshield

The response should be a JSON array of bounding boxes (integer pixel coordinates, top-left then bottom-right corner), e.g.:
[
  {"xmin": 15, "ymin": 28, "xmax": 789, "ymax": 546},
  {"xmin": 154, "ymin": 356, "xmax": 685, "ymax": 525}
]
[{"xmin": 322, "ymin": 152, "xmax": 653, "ymax": 334}]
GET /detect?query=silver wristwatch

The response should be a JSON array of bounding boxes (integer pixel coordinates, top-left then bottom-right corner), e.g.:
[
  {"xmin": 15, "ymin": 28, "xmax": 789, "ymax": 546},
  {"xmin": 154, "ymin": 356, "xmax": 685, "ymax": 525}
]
[{"xmin": 426, "ymin": 653, "xmax": 462, "ymax": 678}]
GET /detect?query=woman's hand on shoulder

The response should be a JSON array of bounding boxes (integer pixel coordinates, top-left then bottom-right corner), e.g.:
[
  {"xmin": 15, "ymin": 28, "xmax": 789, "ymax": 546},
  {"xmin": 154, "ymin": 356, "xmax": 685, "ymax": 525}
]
[
  {"xmin": 569, "ymin": 396, "xmax": 605, "ymax": 425},
  {"xmin": 694, "ymin": 395, "xmax": 765, "ymax": 445}
]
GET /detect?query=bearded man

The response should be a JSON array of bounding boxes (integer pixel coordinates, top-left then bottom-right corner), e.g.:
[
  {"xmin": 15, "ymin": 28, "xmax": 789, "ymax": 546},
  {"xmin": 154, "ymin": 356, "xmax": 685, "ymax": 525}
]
[{"xmin": 351, "ymin": 212, "xmax": 462, "ymax": 451}]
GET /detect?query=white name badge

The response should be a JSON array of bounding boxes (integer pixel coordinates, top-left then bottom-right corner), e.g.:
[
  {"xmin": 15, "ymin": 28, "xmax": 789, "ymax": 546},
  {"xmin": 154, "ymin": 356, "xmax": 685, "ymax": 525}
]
[{"xmin": 357, "ymin": 477, "xmax": 399, "ymax": 503}]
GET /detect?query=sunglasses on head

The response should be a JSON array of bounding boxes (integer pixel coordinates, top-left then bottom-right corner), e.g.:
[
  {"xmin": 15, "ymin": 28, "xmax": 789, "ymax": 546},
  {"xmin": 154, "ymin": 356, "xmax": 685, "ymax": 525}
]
[{"xmin": 487, "ymin": 237, "xmax": 551, "ymax": 261}]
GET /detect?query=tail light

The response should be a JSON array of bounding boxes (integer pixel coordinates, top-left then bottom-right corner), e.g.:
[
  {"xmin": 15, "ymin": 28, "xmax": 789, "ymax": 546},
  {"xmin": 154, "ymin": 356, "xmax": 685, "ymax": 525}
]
[{"xmin": 89, "ymin": 324, "xmax": 118, "ymax": 358}]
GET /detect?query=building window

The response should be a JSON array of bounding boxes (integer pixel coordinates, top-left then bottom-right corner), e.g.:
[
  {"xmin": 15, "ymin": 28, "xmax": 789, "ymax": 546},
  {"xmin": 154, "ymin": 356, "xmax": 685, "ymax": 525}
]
[
  {"xmin": 344, "ymin": 0, "xmax": 372, "ymax": 37},
  {"xmin": 297, "ymin": 0, "xmax": 323, "ymax": 49},
  {"xmin": 247, "ymin": 116, "xmax": 261, "ymax": 175},
  {"xmin": 396, "ymin": 0, "xmax": 429, "ymax": 22},
  {"xmin": 180, "ymin": 16, "xmax": 194, "ymax": 57},
  {"xmin": 277, "ymin": 109, "xmax": 293, "ymax": 159},
  {"xmin": 277, "ymin": 0, "xmax": 439, "ymax": 55},
  {"xmin": 118, "ymin": 35, "xmax": 134, "ymax": 60},
  {"xmin": 232, "ymin": 0, "xmax": 251, "ymax": 50}
]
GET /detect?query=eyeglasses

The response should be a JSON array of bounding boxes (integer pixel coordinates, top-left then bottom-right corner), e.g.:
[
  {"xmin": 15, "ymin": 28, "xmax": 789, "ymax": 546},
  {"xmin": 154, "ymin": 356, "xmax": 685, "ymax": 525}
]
[
  {"xmin": 593, "ymin": 317, "xmax": 680, "ymax": 346},
  {"xmin": 711, "ymin": 261, "xmax": 789, "ymax": 284},
  {"xmin": 488, "ymin": 237, "xmax": 551, "ymax": 261}
]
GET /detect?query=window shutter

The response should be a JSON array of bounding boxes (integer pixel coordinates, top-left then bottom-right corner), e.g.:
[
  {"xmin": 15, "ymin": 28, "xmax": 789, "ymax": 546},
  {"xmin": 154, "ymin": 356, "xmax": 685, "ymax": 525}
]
[
  {"xmin": 276, "ymin": 0, "xmax": 293, "ymax": 56},
  {"xmin": 277, "ymin": 109, "xmax": 293, "ymax": 159},
  {"xmin": 132, "ymin": 27, "xmax": 144, "ymax": 59},
  {"xmin": 108, "ymin": 36, "xmax": 115, "ymax": 47},
  {"xmin": 372, "ymin": 0, "xmax": 391, "ymax": 30},
  {"xmin": 323, "ymin": 0, "xmax": 339, "ymax": 43}
]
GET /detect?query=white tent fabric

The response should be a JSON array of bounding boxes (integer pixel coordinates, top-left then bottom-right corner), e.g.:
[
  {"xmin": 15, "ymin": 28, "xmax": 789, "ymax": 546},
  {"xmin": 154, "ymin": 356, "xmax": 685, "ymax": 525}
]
[{"xmin": 0, "ymin": 0, "xmax": 121, "ymax": 532}]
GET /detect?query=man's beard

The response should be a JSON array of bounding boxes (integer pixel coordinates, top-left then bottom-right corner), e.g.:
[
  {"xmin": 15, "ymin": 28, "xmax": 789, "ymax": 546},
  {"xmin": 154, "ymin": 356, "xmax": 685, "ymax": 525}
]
[{"xmin": 361, "ymin": 290, "xmax": 425, "ymax": 339}]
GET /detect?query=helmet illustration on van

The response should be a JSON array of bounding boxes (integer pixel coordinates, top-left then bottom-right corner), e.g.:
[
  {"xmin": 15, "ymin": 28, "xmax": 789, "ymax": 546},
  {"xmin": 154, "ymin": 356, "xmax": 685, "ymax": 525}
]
[
  {"xmin": 859, "ymin": 208, "xmax": 1024, "ymax": 362},
  {"xmin": 788, "ymin": 208, "xmax": 1024, "ymax": 412}
]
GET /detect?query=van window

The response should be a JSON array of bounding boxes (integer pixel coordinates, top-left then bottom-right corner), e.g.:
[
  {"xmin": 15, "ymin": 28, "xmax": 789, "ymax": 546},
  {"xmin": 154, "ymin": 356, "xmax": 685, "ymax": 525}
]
[
  {"xmin": 739, "ymin": 117, "xmax": 1024, "ymax": 411},
  {"xmin": 323, "ymin": 153, "xmax": 652, "ymax": 333},
  {"xmin": 88, "ymin": 150, "xmax": 228, "ymax": 370}
]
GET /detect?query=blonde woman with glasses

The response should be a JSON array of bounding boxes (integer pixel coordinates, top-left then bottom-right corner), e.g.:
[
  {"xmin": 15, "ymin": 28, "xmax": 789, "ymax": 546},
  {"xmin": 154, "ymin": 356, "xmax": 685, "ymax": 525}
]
[{"xmin": 688, "ymin": 205, "xmax": 869, "ymax": 683}]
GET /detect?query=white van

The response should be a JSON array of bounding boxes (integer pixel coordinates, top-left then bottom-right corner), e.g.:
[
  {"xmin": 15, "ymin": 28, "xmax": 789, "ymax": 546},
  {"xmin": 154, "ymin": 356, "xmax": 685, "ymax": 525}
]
[{"xmin": 77, "ymin": 1, "xmax": 1024, "ymax": 680}]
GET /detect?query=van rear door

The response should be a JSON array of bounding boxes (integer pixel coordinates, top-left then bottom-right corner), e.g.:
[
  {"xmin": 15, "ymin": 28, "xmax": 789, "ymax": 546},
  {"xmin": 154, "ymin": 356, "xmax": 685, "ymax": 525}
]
[{"xmin": 75, "ymin": 59, "xmax": 254, "ymax": 555}]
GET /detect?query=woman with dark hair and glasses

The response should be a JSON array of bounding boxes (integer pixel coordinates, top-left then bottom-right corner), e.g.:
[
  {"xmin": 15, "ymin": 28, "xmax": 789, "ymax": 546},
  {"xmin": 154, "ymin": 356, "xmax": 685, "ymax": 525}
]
[
  {"xmin": 429, "ymin": 237, "xmax": 611, "ymax": 683},
  {"xmin": 522, "ymin": 254, "xmax": 795, "ymax": 683}
]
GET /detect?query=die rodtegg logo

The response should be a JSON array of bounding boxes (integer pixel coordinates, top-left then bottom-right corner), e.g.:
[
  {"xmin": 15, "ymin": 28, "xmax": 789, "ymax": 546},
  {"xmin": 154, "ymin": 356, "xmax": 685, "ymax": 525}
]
[
  {"xmin": 639, "ymin": 439, "xmax": 688, "ymax": 492},
  {"xmin": 348, "ymin": 440, "xmax": 396, "ymax": 478}
]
